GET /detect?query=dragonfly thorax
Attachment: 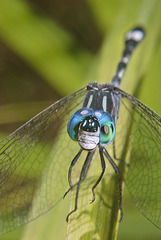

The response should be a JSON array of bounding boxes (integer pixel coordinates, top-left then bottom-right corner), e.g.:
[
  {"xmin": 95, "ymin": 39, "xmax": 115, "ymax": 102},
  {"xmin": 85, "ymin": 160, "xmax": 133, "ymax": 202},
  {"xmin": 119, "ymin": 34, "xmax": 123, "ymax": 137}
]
[{"xmin": 78, "ymin": 116, "xmax": 100, "ymax": 150}]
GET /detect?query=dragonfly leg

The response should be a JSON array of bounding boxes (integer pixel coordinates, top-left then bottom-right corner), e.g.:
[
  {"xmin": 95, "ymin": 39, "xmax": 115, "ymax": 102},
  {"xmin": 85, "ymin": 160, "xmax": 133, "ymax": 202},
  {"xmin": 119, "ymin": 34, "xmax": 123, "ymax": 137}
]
[
  {"xmin": 66, "ymin": 151, "xmax": 94, "ymax": 222},
  {"xmin": 90, "ymin": 147, "xmax": 106, "ymax": 203},
  {"xmin": 63, "ymin": 149, "xmax": 83, "ymax": 198},
  {"xmin": 103, "ymin": 148, "xmax": 123, "ymax": 222}
]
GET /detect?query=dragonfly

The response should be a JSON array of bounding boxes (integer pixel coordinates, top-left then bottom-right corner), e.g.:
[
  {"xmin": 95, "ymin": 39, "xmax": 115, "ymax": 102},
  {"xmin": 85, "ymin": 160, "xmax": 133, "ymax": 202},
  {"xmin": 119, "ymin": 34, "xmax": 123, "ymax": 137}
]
[{"xmin": 0, "ymin": 26, "xmax": 160, "ymax": 235}]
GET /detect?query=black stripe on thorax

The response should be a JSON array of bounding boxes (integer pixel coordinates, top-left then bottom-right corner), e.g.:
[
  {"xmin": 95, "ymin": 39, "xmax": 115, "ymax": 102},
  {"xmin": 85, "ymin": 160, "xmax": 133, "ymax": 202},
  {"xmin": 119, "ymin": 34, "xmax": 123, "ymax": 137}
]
[
  {"xmin": 83, "ymin": 83, "xmax": 121, "ymax": 124},
  {"xmin": 83, "ymin": 83, "xmax": 114, "ymax": 113}
]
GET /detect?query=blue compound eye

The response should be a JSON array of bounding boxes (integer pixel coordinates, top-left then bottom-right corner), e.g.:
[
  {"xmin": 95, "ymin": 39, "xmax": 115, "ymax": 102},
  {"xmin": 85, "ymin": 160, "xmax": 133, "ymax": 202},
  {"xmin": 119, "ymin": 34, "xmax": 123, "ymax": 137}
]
[
  {"xmin": 67, "ymin": 108, "xmax": 94, "ymax": 141},
  {"xmin": 94, "ymin": 110, "xmax": 115, "ymax": 146}
]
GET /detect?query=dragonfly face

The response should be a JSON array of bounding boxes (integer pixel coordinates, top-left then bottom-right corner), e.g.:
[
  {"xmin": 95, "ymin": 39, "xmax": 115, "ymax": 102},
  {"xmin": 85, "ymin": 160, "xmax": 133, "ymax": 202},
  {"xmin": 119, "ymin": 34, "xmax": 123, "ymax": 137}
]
[
  {"xmin": 78, "ymin": 115, "xmax": 100, "ymax": 150},
  {"xmin": 67, "ymin": 108, "xmax": 115, "ymax": 150}
]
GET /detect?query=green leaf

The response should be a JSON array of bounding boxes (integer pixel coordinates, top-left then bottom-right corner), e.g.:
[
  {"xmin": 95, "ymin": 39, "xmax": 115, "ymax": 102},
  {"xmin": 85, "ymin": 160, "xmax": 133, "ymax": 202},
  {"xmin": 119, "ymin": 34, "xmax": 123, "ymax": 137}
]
[{"xmin": 0, "ymin": 0, "xmax": 92, "ymax": 95}]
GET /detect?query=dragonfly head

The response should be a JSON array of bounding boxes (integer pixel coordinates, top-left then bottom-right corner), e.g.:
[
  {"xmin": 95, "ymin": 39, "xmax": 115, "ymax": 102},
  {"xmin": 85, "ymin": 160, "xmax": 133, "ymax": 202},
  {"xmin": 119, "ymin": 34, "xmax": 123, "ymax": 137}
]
[{"xmin": 67, "ymin": 108, "xmax": 116, "ymax": 150}]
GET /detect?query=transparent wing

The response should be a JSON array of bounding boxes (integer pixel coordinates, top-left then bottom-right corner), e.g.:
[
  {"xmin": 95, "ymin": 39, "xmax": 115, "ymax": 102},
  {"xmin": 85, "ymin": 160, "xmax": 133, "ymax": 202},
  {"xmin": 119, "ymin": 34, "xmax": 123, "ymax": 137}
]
[
  {"xmin": 0, "ymin": 86, "xmax": 87, "ymax": 235},
  {"xmin": 113, "ymin": 87, "xmax": 161, "ymax": 229}
]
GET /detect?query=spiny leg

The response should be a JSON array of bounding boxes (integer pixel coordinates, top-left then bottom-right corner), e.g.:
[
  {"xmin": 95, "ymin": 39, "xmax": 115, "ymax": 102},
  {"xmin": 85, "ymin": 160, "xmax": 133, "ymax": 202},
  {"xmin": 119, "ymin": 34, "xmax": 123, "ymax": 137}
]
[
  {"xmin": 66, "ymin": 151, "xmax": 95, "ymax": 222},
  {"xmin": 103, "ymin": 148, "xmax": 123, "ymax": 222},
  {"xmin": 90, "ymin": 147, "xmax": 106, "ymax": 203},
  {"xmin": 63, "ymin": 149, "xmax": 83, "ymax": 198}
]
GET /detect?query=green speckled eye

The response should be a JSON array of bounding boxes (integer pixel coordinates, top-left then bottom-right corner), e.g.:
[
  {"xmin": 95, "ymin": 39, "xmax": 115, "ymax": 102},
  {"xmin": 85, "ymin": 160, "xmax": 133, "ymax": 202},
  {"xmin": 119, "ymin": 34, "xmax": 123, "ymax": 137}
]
[{"xmin": 94, "ymin": 110, "xmax": 115, "ymax": 146}]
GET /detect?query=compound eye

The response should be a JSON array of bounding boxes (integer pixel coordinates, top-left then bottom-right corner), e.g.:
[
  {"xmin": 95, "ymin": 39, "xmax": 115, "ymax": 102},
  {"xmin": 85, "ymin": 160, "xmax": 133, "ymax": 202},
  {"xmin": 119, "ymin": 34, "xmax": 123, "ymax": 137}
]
[
  {"xmin": 94, "ymin": 110, "xmax": 115, "ymax": 146},
  {"xmin": 67, "ymin": 108, "xmax": 94, "ymax": 141},
  {"xmin": 100, "ymin": 122, "xmax": 115, "ymax": 146}
]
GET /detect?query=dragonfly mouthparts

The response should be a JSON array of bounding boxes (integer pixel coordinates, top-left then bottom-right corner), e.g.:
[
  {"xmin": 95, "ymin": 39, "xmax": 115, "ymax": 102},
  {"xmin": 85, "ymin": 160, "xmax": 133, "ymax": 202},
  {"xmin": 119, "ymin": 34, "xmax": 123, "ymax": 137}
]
[{"xmin": 78, "ymin": 129, "xmax": 100, "ymax": 150}]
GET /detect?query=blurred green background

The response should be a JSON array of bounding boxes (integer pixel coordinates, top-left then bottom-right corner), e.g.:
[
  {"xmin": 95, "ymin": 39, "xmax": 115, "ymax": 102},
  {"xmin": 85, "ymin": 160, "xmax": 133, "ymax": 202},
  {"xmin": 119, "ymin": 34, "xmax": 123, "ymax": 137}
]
[{"xmin": 0, "ymin": 0, "xmax": 160, "ymax": 239}]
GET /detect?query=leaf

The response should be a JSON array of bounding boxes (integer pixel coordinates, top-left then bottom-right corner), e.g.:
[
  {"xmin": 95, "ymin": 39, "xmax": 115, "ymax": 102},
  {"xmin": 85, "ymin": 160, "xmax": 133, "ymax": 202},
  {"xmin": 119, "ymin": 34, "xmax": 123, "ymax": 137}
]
[{"xmin": 0, "ymin": 0, "xmax": 92, "ymax": 95}]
